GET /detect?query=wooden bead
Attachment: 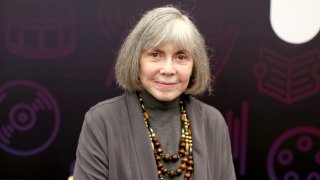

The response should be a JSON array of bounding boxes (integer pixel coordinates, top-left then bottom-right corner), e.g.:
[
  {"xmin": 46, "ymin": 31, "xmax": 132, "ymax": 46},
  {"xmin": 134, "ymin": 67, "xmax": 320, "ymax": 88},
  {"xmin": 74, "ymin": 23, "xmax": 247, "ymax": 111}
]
[
  {"xmin": 157, "ymin": 148, "xmax": 163, "ymax": 154},
  {"xmin": 155, "ymin": 155, "xmax": 161, "ymax": 162},
  {"xmin": 180, "ymin": 142, "xmax": 186, "ymax": 148},
  {"xmin": 169, "ymin": 170, "xmax": 176, "ymax": 177},
  {"xmin": 154, "ymin": 141, "xmax": 161, "ymax": 148},
  {"xmin": 157, "ymin": 162, "xmax": 164, "ymax": 170},
  {"xmin": 143, "ymin": 112, "xmax": 149, "ymax": 119},
  {"xmin": 152, "ymin": 137, "xmax": 158, "ymax": 143},
  {"xmin": 182, "ymin": 157, "xmax": 188, "ymax": 163},
  {"xmin": 163, "ymin": 154, "xmax": 171, "ymax": 161},
  {"xmin": 180, "ymin": 163, "xmax": 187, "ymax": 169},
  {"xmin": 179, "ymin": 149, "xmax": 186, "ymax": 155},
  {"xmin": 171, "ymin": 154, "xmax": 179, "ymax": 161},
  {"xmin": 184, "ymin": 172, "xmax": 191, "ymax": 179},
  {"xmin": 161, "ymin": 168, "xmax": 168, "ymax": 174},
  {"xmin": 176, "ymin": 168, "xmax": 183, "ymax": 175},
  {"xmin": 188, "ymin": 159, "xmax": 194, "ymax": 166},
  {"xmin": 187, "ymin": 166, "xmax": 193, "ymax": 171}
]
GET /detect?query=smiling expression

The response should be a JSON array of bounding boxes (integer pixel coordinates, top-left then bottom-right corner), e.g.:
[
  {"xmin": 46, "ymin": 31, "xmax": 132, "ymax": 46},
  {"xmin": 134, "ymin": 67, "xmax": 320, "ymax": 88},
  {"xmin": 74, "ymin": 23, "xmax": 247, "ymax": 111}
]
[{"xmin": 139, "ymin": 42, "xmax": 194, "ymax": 101}]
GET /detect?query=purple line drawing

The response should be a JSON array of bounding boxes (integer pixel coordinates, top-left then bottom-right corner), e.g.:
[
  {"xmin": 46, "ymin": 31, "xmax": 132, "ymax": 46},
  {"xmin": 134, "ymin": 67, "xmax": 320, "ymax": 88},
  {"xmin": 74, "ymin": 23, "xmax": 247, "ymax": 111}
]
[
  {"xmin": 267, "ymin": 126, "xmax": 320, "ymax": 180},
  {"xmin": 4, "ymin": 0, "xmax": 76, "ymax": 59},
  {"xmin": 254, "ymin": 47, "xmax": 320, "ymax": 104},
  {"xmin": 0, "ymin": 80, "xmax": 60, "ymax": 156},
  {"xmin": 98, "ymin": 0, "xmax": 150, "ymax": 40},
  {"xmin": 105, "ymin": 61, "xmax": 115, "ymax": 87},
  {"xmin": 192, "ymin": 3, "xmax": 239, "ymax": 80},
  {"xmin": 225, "ymin": 102, "xmax": 248, "ymax": 176}
]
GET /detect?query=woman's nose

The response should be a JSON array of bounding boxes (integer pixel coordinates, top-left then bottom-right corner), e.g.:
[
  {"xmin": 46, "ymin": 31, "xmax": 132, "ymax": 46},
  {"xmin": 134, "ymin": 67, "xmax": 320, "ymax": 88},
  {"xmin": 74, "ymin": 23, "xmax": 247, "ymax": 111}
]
[{"xmin": 160, "ymin": 58, "xmax": 175, "ymax": 75}]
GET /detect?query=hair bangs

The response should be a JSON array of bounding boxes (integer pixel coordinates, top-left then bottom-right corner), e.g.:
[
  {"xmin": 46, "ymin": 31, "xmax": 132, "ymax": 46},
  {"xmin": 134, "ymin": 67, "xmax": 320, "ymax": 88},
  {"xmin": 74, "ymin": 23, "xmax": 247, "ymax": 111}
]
[{"xmin": 141, "ymin": 18, "xmax": 196, "ymax": 53}]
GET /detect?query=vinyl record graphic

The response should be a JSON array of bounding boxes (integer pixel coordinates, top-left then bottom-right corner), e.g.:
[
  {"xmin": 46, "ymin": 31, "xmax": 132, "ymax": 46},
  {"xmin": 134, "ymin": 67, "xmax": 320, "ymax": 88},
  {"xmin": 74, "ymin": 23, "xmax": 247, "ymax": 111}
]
[{"xmin": 0, "ymin": 80, "xmax": 60, "ymax": 156}]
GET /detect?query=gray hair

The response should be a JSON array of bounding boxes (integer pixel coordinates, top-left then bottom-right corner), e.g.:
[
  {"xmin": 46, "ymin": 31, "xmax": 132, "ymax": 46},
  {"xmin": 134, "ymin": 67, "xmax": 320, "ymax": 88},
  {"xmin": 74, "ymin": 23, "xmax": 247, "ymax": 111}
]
[{"xmin": 115, "ymin": 5, "xmax": 212, "ymax": 96}]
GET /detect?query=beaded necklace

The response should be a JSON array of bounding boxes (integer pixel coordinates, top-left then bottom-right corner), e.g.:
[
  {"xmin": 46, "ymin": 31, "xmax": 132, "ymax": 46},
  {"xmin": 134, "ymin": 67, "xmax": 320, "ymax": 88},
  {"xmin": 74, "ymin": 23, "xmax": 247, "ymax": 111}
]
[{"xmin": 137, "ymin": 92, "xmax": 194, "ymax": 180}]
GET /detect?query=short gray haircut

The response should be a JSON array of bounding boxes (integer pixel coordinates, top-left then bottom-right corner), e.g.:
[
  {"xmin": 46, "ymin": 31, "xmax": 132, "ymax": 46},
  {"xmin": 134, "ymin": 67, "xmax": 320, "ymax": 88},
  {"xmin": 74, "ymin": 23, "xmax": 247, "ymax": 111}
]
[{"xmin": 115, "ymin": 5, "xmax": 212, "ymax": 96}]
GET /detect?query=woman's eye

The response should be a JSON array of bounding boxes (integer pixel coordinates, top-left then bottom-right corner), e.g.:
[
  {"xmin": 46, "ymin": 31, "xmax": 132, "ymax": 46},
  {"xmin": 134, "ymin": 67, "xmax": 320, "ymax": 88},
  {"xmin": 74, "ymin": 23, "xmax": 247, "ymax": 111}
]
[
  {"xmin": 177, "ymin": 54, "xmax": 187, "ymax": 61},
  {"xmin": 150, "ymin": 52, "xmax": 159, "ymax": 58}
]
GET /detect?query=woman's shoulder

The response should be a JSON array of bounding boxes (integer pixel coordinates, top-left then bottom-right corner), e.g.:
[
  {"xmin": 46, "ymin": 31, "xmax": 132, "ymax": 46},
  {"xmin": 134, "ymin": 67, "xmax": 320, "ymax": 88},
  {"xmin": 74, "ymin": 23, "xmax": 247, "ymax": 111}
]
[
  {"xmin": 91, "ymin": 94, "xmax": 126, "ymax": 110},
  {"xmin": 189, "ymin": 97, "xmax": 222, "ymax": 115},
  {"xmin": 189, "ymin": 96, "xmax": 226, "ymax": 126}
]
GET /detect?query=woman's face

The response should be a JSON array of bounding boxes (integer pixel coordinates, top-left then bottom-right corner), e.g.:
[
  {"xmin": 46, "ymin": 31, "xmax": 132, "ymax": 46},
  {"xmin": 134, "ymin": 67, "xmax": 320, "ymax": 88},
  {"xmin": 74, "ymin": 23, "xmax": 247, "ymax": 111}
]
[{"xmin": 139, "ymin": 42, "xmax": 193, "ymax": 101}]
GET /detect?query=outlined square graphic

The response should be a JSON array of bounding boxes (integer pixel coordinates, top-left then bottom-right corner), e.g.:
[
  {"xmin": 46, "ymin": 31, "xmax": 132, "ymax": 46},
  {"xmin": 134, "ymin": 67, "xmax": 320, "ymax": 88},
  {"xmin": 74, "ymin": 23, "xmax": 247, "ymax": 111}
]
[{"xmin": 254, "ymin": 48, "xmax": 320, "ymax": 104}]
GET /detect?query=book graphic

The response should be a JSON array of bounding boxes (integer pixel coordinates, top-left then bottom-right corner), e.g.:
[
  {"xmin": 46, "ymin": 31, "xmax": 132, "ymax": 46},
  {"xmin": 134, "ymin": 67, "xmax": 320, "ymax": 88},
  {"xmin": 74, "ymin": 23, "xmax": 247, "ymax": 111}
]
[{"xmin": 254, "ymin": 47, "xmax": 320, "ymax": 104}]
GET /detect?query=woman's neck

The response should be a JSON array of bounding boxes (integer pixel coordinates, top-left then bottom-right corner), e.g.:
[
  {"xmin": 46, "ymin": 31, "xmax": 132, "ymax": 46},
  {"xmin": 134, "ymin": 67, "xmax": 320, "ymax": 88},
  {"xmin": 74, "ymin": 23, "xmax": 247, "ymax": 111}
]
[{"xmin": 141, "ymin": 91, "xmax": 180, "ymax": 111}]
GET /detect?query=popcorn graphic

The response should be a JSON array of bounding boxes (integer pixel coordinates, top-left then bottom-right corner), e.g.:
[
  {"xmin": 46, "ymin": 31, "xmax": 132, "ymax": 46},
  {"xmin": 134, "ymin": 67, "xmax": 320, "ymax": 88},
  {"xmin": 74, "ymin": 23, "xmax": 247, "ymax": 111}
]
[
  {"xmin": 225, "ymin": 102, "xmax": 248, "ymax": 176},
  {"xmin": 254, "ymin": 47, "xmax": 320, "ymax": 104}
]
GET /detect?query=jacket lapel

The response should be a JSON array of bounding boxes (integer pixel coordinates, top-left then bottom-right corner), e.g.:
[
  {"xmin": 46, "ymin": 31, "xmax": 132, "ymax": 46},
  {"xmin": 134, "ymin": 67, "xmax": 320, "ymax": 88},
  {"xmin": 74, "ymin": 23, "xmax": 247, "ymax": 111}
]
[
  {"xmin": 187, "ymin": 97, "xmax": 208, "ymax": 180},
  {"xmin": 125, "ymin": 92, "xmax": 158, "ymax": 180}
]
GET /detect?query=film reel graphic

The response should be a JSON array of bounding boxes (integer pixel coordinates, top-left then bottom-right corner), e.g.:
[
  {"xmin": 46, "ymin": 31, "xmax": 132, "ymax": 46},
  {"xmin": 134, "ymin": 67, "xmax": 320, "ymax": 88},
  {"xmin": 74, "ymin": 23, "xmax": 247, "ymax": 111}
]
[
  {"xmin": 0, "ymin": 80, "xmax": 60, "ymax": 156},
  {"xmin": 267, "ymin": 126, "xmax": 320, "ymax": 180}
]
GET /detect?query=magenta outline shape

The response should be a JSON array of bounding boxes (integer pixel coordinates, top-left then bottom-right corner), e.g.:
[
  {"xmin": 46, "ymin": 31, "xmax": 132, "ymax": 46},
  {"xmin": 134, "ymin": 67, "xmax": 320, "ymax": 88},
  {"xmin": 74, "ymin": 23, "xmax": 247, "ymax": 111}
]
[
  {"xmin": 255, "ymin": 47, "xmax": 320, "ymax": 104},
  {"xmin": 297, "ymin": 135, "xmax": 312, "ymax": 152},
  {"xmin": 4, "ymin": 0, "xmax": 76, "ymax": 59},
  {"xmin": 267, "ymin": 126, "xmax": 320, "ymax": 180},
  {"xmin": 277, "ymin": 149, "xmax": 293, "ymax": 165},
  {"xmin": 9, "ymin": 103, "xmax": 36, "ymax": 132},
  {"xmin": 0, "ymin": 80, "xmax": 60, "ymax": 156}
]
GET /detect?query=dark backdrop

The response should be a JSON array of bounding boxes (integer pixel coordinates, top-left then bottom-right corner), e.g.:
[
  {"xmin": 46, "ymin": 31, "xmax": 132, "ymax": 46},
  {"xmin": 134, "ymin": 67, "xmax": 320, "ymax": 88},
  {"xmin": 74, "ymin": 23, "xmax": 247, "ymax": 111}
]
[{"xmin": 1, "ymin": 0, "xmax": 319, "ymax": 179}]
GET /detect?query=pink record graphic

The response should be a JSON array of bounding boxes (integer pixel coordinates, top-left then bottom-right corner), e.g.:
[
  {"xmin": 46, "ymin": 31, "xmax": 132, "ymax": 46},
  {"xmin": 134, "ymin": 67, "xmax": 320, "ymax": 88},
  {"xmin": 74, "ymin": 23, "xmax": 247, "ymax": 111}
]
[
  {"xmin": 0, "ymin": 80, "xmax": 60, "ymax": 156},
  {"xmin": 254, "ymin": 47, "xmax": 320, "ymax": 104},
  {"xmin": 4, "ymin": 0, "xmax": 76, "ymax": 59},
  {"xmin": 98, "ymin": 0, "xmax": 150, "ymax": 40},
  {"xmin": 225, "ymin": 102, "xmax": 249, "ymax": 176},
  {"xmin": 267, "ymin": 126, "xmax": 320, "ymax": 180},
  {"xmin": 192, "ymin": 3, "xmax": 238, "ymax": 79}
]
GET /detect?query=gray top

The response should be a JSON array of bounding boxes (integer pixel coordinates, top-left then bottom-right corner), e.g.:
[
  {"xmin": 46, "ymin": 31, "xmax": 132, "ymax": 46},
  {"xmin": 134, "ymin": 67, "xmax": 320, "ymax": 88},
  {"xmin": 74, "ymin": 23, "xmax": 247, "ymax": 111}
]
[
  {"xmin": 74, "ymin": 92, "xmax": 236, "ymax": 180},
  {"xmin": 142, "ymin": 91, "xmax": 186, "ymax": 180}
]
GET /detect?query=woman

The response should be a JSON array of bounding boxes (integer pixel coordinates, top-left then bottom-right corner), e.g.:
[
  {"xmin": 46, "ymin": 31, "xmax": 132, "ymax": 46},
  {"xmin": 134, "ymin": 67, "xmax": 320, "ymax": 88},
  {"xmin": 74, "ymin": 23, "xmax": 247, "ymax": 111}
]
[{"xmin": 74, "ymin": 5, "xmax": 236, "ymax": 180}]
